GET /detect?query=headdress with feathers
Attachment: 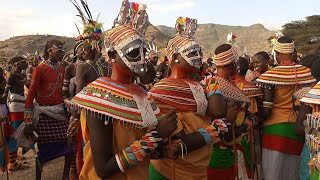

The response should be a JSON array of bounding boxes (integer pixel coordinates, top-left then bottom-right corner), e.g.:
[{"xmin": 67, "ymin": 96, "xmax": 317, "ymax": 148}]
[
  {"xmin": 146, "ymin": 42, "xmax": 158, "ymax": 60},
  {"xmin": 165, "ymin": 17, "xmax": 202, "ymax": 68},
  {"xmin": 104, "ymin": 0, "xmax": 149, "ymax": 74},
  {"xmin": 71, "ymin": 0, "xmax": 103, "ymax": 48}
]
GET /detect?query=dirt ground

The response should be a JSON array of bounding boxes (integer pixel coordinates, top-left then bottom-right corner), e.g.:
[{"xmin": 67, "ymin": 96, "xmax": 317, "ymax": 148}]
[{"xmin": 0, "ymin": 150, "xmax": 65, "ymax": 180}]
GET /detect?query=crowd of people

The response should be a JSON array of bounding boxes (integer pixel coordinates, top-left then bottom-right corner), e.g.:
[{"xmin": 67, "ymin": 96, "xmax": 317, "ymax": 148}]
[{"xmin": 0, "ymin": 0, "xmax": 320, "ymax": 180}]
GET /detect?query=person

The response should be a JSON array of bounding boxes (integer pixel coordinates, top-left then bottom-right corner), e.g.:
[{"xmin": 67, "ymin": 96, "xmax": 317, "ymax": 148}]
[
  {"xmin": 233, "ymin": 56, "xmax": 264, "ymax": 179},
  {"xmin": 2, "ymin": 55, "xmax": 28, "ymax": 171},
  {"xmin": 135, "ymin": 43, "xmax": 159, "ymax": 90},
  {"xmin": 67, "ymin": 1, "xmax": 178, "ymax": 179},
  {"xmin": 148, "ymin": 18, "xmax": 240, "ymax": 180},
  {"xmin": 0, "ymin": 66, "xmax": 11, "ymax": 173},
  {"xmin": 25, "ymin": 52, "xmax": 41, "ymax": 97},
  {"xmin": 154, "ymin": 56, "xmax": 171, "ymax": 83},
  {"xmin": 66, "ymin": 2, "xmax": 112, "ymax": 176},
  {"xmin": 63, "ymin": 41, "xmax": 85, "ymax": 98},
  {"xmin": 245, "ymin": 51, "xmax": 269, "ymax": 83},
  {"xmin": 294, "ymin": 58, "xmax": 320, "ymax": 180},
  {"xmin": 204, "ymin": 44, "xmax": 255, "ymax": 180},
  {"xmin": 256, "ymin": 36, "xmax": 316, "ymax": 180},
  {"xmin": 23, "ymin": 40, "xmax": 73, "ymax": 180}
]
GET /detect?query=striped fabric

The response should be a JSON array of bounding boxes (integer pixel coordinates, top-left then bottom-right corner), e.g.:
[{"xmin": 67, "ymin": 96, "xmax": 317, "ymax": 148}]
[
  {"xmin": 69, "ymin": 77, "xmax": 161, "ymax": 128},
  {"xmin": 105, "ymin": 25, "xmax": 141, "ymax": 50},
  {"xmin": 203, "ymin": 73, "xmax": 250, "ymax": 103},
  {"xmin": 233, "ymin": 77, "xmax": 263, "ymax": 98},
  {"xmin": 273, "ymin": 39, "xmax": 295, "ymax": 54},
  {"xmin": 263, "ymin": 123, "xmax": 304, "ymax": 155},
  {"xmin": 293, "ymin": 87, "xmax": 312, "ymax": 101},
  {"xmin": 149, "ymin": 78, "xmax": 200, "ymax": 112},
  {"xmin": 301, "ymin": 81, "xmax": 320, "ymax": 105},
  {"xmin": 256, "ymin": 64, "xmax": 316, "ymax": 86},
  {"xmin": 165, "ymin": 35, "xmax": 197, "ymax": 62},
  {"xmin": 213, "ymin": 46, "xmax": 238, "ymax": 67}
]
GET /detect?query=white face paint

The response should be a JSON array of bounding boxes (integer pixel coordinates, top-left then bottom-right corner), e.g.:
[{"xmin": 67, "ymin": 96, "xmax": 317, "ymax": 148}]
[
  {"xmin": 179, "ymin": 43, "xmax": 202, "ymax": 69},
  {"xmin": 106, "ymin": 38, "xmax": 147, "ymax": 74}
]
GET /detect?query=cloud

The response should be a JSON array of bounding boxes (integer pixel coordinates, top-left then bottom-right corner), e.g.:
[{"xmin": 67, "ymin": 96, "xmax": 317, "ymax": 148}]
[
  {"xmin": 0, "ymin": 8, "xmax": 78, "ymax": 41},
  {"xmin": 139, "ymin": 0, "xmax": 195, "ymax": 13},
  {"xmin": 0, "ymin": 8, "xmax": 34, "ymax": 40}
]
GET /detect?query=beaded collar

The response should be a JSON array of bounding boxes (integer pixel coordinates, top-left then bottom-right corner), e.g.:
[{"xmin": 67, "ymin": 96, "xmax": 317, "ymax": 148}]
[{"xmin": 69, "ymin": 77, "xmax": 161, "ymax": 128}]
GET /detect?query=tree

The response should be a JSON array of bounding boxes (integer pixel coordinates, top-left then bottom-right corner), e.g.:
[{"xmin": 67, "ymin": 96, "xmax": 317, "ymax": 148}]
[{"xmin": 282, "ymin": 15, "xmax": 320, "ymax": 54}]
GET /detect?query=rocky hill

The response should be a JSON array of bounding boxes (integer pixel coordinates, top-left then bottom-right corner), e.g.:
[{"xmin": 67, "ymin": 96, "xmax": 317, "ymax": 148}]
[
  {"xmin": 0, "ymin": 23, "xmax": 274, "ymax": 62},
  {"xmin": 157, "ymin": 23, "xmax": 274, "ymax": 57}
]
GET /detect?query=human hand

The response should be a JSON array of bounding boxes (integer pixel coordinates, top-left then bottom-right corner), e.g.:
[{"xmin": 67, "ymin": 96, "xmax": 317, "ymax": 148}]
[{"xmin": 155, "ymin": 110, "xmax": 178, "ymax": 138}]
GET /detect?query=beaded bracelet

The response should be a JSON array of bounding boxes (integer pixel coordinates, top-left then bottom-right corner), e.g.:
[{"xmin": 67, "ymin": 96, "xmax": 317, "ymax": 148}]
[
  {"xmin": 198, "ymin": 118, "xmax": 229, "ymax": 145},
  {"xmin": 262, "ymin": 101, "xmax": 273, "ymax": 108},
  {"xmin": 115, "ymin": 154, "xmax": 125, "ymax": 173},
  {"xmin": 115, "ymin": 130, "xmax": 163, "ymax": 172},
  {"xmin": 67, "ymin": 117, "xmax": 80, "ymax": 137},
  {"xmin": 24, "ymin": 108, "xmax": 33, "ymax": 124}
]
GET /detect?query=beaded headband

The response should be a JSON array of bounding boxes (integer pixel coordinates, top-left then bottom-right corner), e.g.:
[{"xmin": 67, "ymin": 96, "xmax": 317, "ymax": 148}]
[
  {"xmin": 165, "ymin": 17, "xmax": 202, "ymax": 69},
  {"xmin": 104, "ymin": 0, "xmax": 149, "ymax": 74},
  {"xmin": 213, "ymin": 46, "xmax": 238, "ymax": 67},
  {"xmin": 272, "ymin": 38, "xmax": 295, "ymax": 54}
]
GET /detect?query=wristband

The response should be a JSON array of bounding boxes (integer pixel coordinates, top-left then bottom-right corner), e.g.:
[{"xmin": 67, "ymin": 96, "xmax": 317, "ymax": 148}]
[
  {"xmin": 115, "ymin": 154, "xmax": 125, "ymax": 173},
  {"xmin": 67, "ymin": 117, "xmax": 80, "ymax": 137},
  {"xmin": 24, "ymin": 107, "xmax": 34, "ymax": 124}
]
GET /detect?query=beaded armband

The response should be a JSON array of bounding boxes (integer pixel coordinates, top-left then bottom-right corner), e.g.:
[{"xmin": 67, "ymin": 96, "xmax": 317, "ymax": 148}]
[
  {"xmin": 24, "ymin": 107, "xmax": 33, "ymax": 124},
  {"xmin": 67, "ymin": 117, "xmax": 80, "ymax": 138},
  {"xmin": 198, "ymin": 118, "xmax": 229, "ymax": 144},
  {"xmin": 115, "ymin": 130, "xmax": 163, "ymax": 172},
  {"xmin": 262, "ymin": 101, "xmax": 273, "ymax": 108}
]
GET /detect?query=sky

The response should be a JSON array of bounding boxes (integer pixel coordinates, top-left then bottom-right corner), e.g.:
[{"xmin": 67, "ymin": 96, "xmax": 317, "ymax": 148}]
[{"xmin": 0, "ymin": 0, "xmax": 319, "ymax": 40}]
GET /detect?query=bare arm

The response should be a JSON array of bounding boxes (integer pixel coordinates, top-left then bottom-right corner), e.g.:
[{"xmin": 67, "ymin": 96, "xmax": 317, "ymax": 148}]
[
  {"xmin": 207, "ymin": 94, "xmax": 227, "ymax": 118},
  {"xmin": 2, "ymin": 75, "xmax": 13, "ymax": 102},
  {"xmin": 63, "ymin": 64, "xmax": 74, "ymax": 98},
  {"xmin": 86, "ymin": 115, "xmax": 120, "ymax": 179},
  {"xmin": 260, "ymin": 87, "xmax": 274, "ymax": 121}
]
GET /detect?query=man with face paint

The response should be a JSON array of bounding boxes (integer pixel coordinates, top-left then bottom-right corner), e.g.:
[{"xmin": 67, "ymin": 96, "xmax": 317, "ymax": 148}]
[
  {"xmin": 67, "ymin": 1, "xmax": 178, "ymax": 179},
  {"xmin": 22, "ymin": 40, "xmax": 74, "ymax": 180},
  {"xmin": 256, "ymin": 36, "xmax": 316, "ymax": 180},
  {"xmin": 148, "ymin": 18, "xmax": 244, "ymax": 180}
]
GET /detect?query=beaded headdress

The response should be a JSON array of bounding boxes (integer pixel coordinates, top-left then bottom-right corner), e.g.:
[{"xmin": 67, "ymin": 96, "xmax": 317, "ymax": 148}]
[
  {"xmin": 165, "ymin": 17, "xmax": 202, "ymax": 69},
  {"xmin": 146, "ymin": 43, "xmax": 158, "ymax": 60},
  {"xmin": 104, "ymin": 0, "xmax": 149, "ymax": 74},
  {"xmin": 272, "ymin": 38, "xmax": 295, "ymax": 54},
  {"xmin": 71, "ymin": 0, "xmax": 103, "ymax": 50},
  {"xmin": 213, "ymin": 45, "xmax": 238, "ymax": 67}
]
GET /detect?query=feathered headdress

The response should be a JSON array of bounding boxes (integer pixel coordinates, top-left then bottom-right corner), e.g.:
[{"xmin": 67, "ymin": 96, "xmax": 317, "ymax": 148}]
[
  {"xmin": 71, "ymin": 0, "xmax": 103, "ymax": 48},
  {"xmin": 165, "ymin": 17, "xmax": 202, "ymax": 68},
  {"xmin": 175, "ymin": 17, "xmax": 197, "ymax": 38},
  {"xmin": 104, "ymin": 0, "xmax": 149, "ymax": 74},
  {"xmin": 270, "ymin": 31, "xmax": 284, "ymax": 47},
  {"xmin": 227, "ymin": 32, "xmax": 237, "ymax": 44},
  {"xmin": 146, "ymin": 43, "xmax": 158, "ymax": 60},
  {"xmin": 112, "ymin": 0, "xmax": 148, "ymax": 35}
]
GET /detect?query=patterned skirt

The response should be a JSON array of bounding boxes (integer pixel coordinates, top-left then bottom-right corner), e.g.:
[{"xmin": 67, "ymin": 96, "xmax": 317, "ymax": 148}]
[{"xmin": 37, "ymin": 113, "xmax": 72, "ymax": 163}]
